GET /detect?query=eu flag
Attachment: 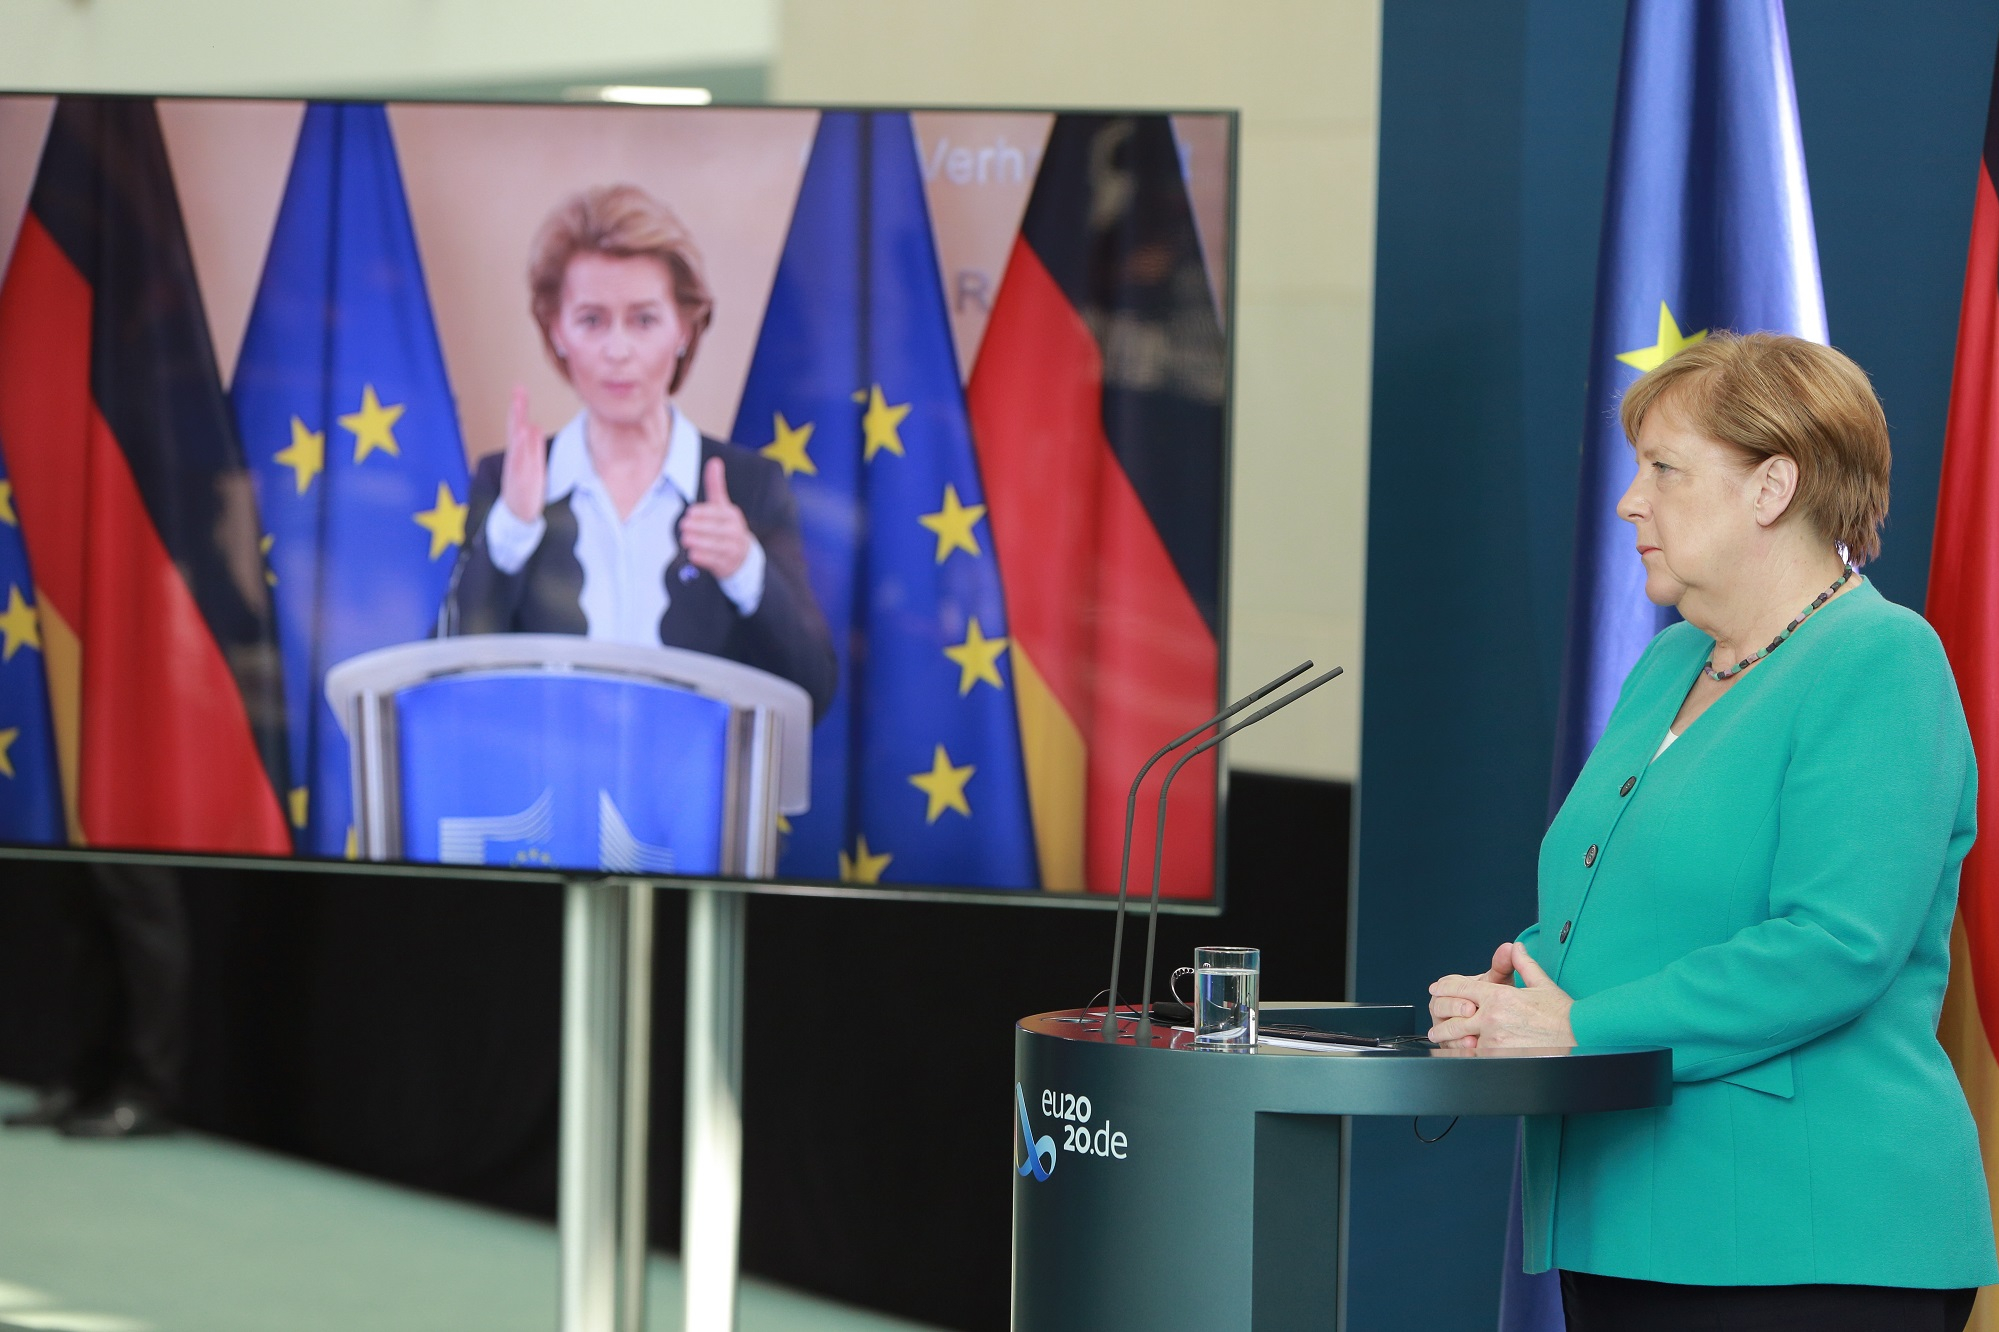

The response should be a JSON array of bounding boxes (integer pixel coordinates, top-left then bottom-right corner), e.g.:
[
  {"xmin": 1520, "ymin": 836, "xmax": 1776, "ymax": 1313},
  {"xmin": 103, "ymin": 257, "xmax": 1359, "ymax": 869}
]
[
  {"xmin": 1519, "ymin": 3, "xmax": 1827, "ymax": 1327},
  {"xmin": 1550, "ymin": 0, "xmax": 1827, "ymax": 802},
  {"xmin": 732, "ymin": 112, "xmax": 1038, "ymax": 890},
  {"xmin": 235, "ymin": 103, "xmax": 471, "ymax": 858},
  {"xmin": 0, "ymin": 440, "xmax": 63, "ymax": 844}
]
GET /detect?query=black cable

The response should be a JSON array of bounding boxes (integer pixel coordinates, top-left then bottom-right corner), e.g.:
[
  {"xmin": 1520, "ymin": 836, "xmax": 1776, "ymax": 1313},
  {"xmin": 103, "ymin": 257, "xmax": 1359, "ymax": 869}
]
[
  {"xmin": 1084, "ymin": 988, "xmax": 1144, "ymax": 1019},
  {"xmin": 1412, "ymin": 1116, "xmax": 1459, "ymax": 1144}
]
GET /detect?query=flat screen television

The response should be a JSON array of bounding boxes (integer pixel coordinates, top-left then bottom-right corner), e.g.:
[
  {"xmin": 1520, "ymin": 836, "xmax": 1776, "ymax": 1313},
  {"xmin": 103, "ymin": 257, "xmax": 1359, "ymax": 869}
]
[{"xmin": 0, "ymin": 93, "xmax": 1236, "ymax": 907}]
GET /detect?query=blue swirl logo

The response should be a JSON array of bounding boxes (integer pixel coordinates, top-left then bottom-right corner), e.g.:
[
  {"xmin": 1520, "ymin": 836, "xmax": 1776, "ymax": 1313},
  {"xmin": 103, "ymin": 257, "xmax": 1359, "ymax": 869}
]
[{"xmin": 1015, "ymin": 1082, "xmax": 1056, "ymax": 1181}]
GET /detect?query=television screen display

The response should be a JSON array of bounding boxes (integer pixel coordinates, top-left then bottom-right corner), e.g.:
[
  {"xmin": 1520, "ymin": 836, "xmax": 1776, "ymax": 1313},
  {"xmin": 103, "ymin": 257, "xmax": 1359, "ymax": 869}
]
[{"xmin": 0, "ymin": 94, "xmax": 1234, "ymax": 903}]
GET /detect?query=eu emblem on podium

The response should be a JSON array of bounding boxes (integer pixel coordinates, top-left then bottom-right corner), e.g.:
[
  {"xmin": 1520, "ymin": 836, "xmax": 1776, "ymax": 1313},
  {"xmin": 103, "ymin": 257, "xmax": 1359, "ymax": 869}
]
[{"xmin": 395, "ymin": 673, "xmax": 732, "ymax": 875}]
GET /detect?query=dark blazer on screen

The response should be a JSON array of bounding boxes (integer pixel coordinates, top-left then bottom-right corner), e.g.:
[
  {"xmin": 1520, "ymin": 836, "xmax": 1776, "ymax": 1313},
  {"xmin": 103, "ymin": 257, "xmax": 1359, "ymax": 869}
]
[{"xmin": 442, "ymin": 434, "xmax": 838, "ymax": 721}]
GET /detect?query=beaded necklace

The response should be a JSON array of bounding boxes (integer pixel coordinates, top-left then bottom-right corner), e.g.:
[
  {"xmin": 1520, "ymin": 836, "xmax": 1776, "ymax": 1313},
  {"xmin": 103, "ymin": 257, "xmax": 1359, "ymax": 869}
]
[{"xmin": 1703, "ymin": 563, "xmax": 1856, "ymax": 682}]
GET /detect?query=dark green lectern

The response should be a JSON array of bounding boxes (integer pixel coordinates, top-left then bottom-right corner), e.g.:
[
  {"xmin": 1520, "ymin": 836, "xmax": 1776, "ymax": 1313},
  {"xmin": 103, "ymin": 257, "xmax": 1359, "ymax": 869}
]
[{"xmin": 1012, "ymin": 1003, "xmax": 1670, "ymax": 1332}]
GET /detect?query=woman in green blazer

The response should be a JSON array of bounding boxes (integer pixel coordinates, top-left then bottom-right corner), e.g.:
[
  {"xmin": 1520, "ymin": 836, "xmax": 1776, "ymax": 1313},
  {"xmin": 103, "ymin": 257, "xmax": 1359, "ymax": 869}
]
[{"xmin": 1428, "ymin": 333, "xmax": 1996, "ymax": 1330}]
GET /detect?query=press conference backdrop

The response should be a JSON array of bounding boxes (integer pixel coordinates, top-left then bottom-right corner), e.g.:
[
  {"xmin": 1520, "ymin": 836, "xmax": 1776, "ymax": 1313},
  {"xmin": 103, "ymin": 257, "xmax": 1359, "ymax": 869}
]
[{"xmin": 0, "ymin": 95, "xmax": 1237, "ymax": 903}]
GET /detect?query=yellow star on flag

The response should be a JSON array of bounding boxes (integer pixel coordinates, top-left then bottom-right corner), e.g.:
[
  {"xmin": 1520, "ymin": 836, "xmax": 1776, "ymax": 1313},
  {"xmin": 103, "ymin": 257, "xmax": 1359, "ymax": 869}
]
[
  {"xmin": 341, "ymin": 385, "xmax": 404, "ymax": 463},
  {"xmin": 0, "ymin": 585, "xmax": 39, "ymax": 662},
  {"xmin": 858, "ymin": 384, "xmax": 911, "ymax": 461},
  {"xmin": 943, "ymin": 617, "xmax": 1008, "ymax": 695},
  {"xmin": 260, "ymin": 534, "xmax": 278, "ymax": 586},
  {"xmin": 288, "ymin": 787, "xmax": 309, "ymax": 830},
  {"xmin": 839, "ymin": 835, "xmax": 893, "ymax": 884},
  {"xmin": 0, "ymin": 727, "xmax": 16, "ymax": 779},
  {"xmin": 345, "ymin": 825, "xmax": 360, "ymax": 860},
  {"xmin": 1616, "ymin": 302, "xmax": 1708, "ymax": 373},
  {"xmin": 274, "ymin": 416, "xmax": 325, "ymax": 494},
  {"xmin": 413, "ymin": 482, "xmax": 468, "ymax": 560},
  {"xmin": 760, "ymin": 412, "xmax": 817, "ymax": 477},
  {"xmin": 0, "ymin": 480, "xmax": 16, "ymax": 526},
  {"xmin": 918, "ymin": 484, "xmax": 987, "ymax": 564},
  {"xmin": 909, "ymin": 743, "xmax": 975, "ymax": 823}
]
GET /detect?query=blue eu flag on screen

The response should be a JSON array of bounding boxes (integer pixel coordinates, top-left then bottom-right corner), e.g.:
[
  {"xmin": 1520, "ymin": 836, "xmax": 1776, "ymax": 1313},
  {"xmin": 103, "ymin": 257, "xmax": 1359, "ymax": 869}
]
[
  {"xmin": 732, "ymin": 112, "xmax": 1038, "ymax": 890},
  {"xmin": 0, "ymin": 442, "xmax": 63, "ymax": 844},
  {"xmin": 1517, "ymin": 4, "xmax": 1827, "ymax": 1328},
  {"xmin": 235, "ymin": 102, "xmax": 471, "ymax": 858}
]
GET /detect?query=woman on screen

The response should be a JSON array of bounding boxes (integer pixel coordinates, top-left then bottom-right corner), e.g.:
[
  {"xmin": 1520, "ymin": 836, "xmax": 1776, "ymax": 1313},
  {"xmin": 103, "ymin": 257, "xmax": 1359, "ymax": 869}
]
[
  {"xmin": 1424, "ymin": 334, "xmax": 1993, "ymax": 1330},
  {"xmin": 442, "ymin": 184, "xmax": 837, "ymax": 719}
]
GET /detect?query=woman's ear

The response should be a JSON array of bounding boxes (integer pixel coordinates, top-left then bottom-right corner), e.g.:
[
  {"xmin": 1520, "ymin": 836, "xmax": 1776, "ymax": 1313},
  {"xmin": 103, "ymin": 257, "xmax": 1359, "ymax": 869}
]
[{"xmin": 1753, "ymin": 455, "xmax": 1800, "ymax": 528}]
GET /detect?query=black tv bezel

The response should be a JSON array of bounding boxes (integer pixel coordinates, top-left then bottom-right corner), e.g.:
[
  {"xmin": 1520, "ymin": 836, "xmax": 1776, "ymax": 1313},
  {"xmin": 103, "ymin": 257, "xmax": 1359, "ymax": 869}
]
[{"xmin": 0, "ymin": 90, "xmax": 1241, "ymax": 917}]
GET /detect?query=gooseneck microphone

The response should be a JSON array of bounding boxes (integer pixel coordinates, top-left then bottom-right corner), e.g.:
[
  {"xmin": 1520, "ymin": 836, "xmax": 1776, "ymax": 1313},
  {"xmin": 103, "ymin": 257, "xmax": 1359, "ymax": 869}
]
[
  {"xmin": 1134, "ymin": 665, "xmax": 1344, "ymax": 1047},
  {"xmin": 1099, "ymin": 661, "xmax": 1315, "ymax": 1041}
]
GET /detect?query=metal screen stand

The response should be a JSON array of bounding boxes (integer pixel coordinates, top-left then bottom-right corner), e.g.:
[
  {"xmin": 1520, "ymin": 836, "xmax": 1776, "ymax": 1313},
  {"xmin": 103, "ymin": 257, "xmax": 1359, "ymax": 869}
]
[
  {"xmin": 558, "ymin": 879, "xmax": 655, "ymax": 1332},
  {"xmin": 682, "ymin": 885, "xmax": 748, "ymax": 1332},
  {"xmin": 557, "ymin": 881, "xmax": 745, "ymax": 1332}
]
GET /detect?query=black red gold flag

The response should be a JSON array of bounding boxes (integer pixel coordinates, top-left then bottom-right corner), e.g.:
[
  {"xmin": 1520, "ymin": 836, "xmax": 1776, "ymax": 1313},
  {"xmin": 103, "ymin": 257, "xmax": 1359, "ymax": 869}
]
[
  {"xmin": 0, "ymin": 96, "xmax": 289, "ymax": 853},
  {"xmin": 1929, "ymin": 39, "xmax": 1999, "ymax": 1302},
  {"xmin": 967, "ymin": 114, "xmax": 1227, "ymax": 896}
]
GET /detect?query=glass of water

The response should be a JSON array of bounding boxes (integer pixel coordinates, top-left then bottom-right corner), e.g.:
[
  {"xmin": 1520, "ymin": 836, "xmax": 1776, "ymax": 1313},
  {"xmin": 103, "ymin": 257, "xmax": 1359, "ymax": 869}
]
[{"xmin": 1192, "ymin": 945, "xmax": 1260, "ymax": 1049}]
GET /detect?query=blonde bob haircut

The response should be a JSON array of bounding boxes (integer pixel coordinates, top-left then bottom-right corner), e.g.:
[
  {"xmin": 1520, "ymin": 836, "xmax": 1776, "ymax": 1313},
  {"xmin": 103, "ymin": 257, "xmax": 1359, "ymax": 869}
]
[
  {"xmin": 528, "ymin": 183, "xmax": 714, "ymax": 395},
  {"xmin": 1619, "ymin": 331, "xmax": 1890, "ymax": 563}
]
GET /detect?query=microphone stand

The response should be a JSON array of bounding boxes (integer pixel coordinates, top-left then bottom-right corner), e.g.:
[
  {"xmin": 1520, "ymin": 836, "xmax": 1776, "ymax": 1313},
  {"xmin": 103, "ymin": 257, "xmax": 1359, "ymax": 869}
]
[
  {"xmin": 1134, "ymin": 666, "xmax": 1343, "ymax": 1047},
  {"xmin": 1100, "ymin": 662, "xmax": 1314, "ymax": 1041}
]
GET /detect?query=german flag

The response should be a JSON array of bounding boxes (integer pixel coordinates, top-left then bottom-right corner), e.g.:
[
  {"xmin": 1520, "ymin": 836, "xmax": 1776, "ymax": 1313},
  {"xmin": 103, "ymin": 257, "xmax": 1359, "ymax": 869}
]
[
  {"xmin": 1932, "ymin": 42, "xmax": 1999, "ymax": 1318},
  {"xmin": 967, "ymin": 115, "xmax": 1227, "ymax": 897},
  {"xmin": 0, "ymin": 97, "xmax": 289, "ymax": 854}
]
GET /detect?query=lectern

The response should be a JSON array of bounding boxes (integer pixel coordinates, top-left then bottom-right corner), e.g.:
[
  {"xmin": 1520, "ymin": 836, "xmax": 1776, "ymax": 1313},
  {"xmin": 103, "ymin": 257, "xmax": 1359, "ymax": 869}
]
[
  {"xmin": 325, "ymin": 635, "xmax": 813, "ymax": 1332},
  {"xmin": 1013, "ymin": 1003, "xmax": 1671, "ymax": 1332}
]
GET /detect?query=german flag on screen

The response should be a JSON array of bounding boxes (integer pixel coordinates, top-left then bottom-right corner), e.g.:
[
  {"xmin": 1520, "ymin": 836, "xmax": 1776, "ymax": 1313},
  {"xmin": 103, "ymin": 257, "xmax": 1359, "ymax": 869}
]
[
  {"xmin": 0, "ymin": 97, "xmax": 289, "ymax": 854},
  {"xmin": 967, "ymin": 115, "xmax": 1227, "ymax": 897}
]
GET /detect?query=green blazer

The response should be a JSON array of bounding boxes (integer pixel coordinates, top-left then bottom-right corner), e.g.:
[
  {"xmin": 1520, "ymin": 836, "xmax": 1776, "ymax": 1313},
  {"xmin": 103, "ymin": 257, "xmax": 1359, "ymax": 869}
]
[{"xmin": 1524, "ymin": 579, "xmax": 1997, "ymax": 1287}]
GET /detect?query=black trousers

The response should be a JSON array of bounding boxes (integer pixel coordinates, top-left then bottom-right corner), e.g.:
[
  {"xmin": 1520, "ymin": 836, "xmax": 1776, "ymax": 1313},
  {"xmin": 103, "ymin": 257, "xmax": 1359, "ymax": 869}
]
[
  {"xmin": 57, "ymin": 862, "xmax": 187, "ymax": 1107},
  {"xmin": 1561, "ymin": 1271, "xmax": 1977, "ymax": 1332}
]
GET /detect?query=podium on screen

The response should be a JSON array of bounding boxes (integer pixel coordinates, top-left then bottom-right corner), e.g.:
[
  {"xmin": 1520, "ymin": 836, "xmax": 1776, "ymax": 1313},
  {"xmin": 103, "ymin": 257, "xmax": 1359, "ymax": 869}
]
[{"xmin": 323, "ymin": 634, "xmax": 813, "ymax": 878}]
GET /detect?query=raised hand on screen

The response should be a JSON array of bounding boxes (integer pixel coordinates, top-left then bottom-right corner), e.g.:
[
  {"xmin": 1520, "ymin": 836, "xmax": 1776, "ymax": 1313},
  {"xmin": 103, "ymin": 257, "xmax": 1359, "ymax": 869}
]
[
  {"xmin": 501, "ymin": 385, "xmax": 547, "ymax": 523},
  {"xmin": 1426, "ymin": 942, "xmax": 1574, "ymax": 1050},
  {"xmin": 681, "ymin": 456, "xmax": 753, "ymax": 579}
]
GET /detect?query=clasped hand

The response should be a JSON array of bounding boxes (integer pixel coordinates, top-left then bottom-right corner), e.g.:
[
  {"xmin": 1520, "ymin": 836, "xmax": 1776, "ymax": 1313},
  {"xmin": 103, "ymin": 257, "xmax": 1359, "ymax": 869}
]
[{"xmin": 1426, "ymin": 942, "xmax": 1577, "ymax": 1050}]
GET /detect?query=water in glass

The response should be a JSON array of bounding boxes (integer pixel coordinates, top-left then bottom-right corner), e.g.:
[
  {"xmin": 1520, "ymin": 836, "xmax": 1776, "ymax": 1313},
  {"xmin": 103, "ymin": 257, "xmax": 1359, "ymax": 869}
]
[{"xmin": 1195, "ymin": 966, "xmax": 1259, "ymax": 1047}]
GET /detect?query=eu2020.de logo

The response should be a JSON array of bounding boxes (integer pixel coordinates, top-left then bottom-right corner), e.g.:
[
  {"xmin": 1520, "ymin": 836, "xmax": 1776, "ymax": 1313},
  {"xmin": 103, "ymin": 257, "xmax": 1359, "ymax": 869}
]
[
  {"xmin": 1015, "ymin": 1083, "xmax": 1056, "ymax": 1181},
  {"xmin": 1016, "ymin": 1082, "xmax": 1130, "ymax": 1182}
]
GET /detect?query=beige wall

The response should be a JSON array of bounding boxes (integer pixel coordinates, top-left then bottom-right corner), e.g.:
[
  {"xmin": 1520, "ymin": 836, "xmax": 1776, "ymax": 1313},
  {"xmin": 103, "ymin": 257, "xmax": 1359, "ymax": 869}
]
[
  {"xmin": 775, "ymin": 1, "xmax": 1380, "ymax": 782},
  {"xmin": 0, "ymin": 0, "xmax": 775, "ymax": 96}
]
